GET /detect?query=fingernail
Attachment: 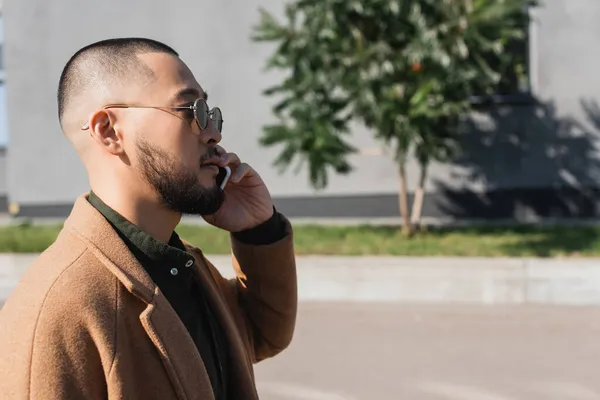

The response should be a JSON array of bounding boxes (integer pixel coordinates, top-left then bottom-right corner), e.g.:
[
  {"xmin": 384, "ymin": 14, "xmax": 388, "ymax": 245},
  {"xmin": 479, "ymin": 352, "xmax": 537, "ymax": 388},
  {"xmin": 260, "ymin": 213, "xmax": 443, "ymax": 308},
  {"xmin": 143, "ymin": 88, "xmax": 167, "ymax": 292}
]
[{"xmin": 220, "ymin": 156, "xmax": 227, "ymax": 162}]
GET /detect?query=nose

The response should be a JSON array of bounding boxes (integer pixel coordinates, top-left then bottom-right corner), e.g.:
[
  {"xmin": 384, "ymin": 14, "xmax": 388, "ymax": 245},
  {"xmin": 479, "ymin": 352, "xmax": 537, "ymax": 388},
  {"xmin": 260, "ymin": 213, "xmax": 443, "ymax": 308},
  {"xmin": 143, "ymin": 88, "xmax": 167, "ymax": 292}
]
[{"xmin": 198, "ymin": 119, "xmax": 222, "ymax": 144}]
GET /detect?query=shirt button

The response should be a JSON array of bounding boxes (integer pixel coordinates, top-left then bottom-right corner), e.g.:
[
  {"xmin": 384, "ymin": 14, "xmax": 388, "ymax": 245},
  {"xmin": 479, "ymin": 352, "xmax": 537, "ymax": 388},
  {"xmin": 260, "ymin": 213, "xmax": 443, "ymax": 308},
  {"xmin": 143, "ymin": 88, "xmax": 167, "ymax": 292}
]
[
  {"xmin": 170, "ymin": 268, "xmax": 179, "ymax": 276},
  {"xmin": 185, "ymin": 260, "xmax": 194, "ymax": 268}
]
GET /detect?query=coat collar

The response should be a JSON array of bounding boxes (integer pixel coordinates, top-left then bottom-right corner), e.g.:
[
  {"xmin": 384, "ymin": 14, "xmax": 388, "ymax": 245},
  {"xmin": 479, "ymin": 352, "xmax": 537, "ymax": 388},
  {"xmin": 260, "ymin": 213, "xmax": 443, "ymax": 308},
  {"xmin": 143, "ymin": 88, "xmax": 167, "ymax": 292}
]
[{"xmin": 63, "ymin": 193, "xmax": 157, "ymax": 303}]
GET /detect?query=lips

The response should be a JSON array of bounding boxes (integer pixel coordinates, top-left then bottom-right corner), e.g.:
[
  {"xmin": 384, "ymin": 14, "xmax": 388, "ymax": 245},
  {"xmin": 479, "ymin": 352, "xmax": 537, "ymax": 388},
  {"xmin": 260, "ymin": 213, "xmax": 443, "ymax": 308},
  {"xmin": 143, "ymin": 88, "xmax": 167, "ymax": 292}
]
[
  {"xmin": 201, "ymin": 163, "xmax": 219, "ymax": 171},
  {"xmin": 200, "ymin": 153, "xmax": 222, "ymax": 174}
]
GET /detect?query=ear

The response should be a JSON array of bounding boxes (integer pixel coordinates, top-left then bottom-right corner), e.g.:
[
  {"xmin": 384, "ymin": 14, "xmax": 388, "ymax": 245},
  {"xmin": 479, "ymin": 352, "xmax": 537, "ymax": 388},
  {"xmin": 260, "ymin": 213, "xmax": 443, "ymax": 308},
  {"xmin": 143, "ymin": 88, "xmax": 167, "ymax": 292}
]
[{"xmin": 87, "ymin": 109, "xmax": 124, "ymax": 156}]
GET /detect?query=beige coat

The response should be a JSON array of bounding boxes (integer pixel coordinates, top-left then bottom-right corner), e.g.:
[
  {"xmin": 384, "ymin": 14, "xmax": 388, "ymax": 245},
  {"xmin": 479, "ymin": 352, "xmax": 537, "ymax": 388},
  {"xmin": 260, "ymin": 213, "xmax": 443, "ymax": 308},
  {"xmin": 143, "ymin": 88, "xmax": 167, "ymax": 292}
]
[{"xmin": 0, "ymin": 194, "xmax": 297, "ymax": 399}]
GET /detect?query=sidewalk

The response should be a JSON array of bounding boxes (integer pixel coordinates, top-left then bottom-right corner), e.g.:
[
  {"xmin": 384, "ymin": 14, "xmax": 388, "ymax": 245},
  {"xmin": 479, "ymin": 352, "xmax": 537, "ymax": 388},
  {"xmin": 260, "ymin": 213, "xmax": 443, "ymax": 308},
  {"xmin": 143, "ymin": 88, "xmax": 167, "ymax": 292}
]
[{"xmin": 2, "ymin": 254, "xmax": 600, "ymax": 306}]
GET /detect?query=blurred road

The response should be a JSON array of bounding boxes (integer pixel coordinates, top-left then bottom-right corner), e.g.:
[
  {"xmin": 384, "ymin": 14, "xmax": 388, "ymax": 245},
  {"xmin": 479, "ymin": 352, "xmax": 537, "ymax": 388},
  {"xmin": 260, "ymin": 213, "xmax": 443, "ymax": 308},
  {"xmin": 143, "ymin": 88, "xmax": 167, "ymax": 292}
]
[{"xmin": 254, "ymin": 303, "xmax": 600, "ymax": 400}]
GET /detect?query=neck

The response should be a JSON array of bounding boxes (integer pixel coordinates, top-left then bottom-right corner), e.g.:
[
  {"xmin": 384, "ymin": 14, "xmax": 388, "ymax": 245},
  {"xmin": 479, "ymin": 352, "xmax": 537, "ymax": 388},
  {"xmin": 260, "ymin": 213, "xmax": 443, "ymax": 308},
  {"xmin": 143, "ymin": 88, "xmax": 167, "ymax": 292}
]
[{"xmin": 90, "ymin": 181, "xmax": 181, "ymax": 244}]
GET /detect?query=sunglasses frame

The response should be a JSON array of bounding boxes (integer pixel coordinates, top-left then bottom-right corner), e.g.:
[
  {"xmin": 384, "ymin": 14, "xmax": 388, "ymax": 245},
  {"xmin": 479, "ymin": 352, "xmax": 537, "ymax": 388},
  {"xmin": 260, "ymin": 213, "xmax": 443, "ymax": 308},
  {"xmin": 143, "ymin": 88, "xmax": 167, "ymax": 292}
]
[{"xmin": 80, "ymin": 98, "xmax": 223, "ymax": 132}]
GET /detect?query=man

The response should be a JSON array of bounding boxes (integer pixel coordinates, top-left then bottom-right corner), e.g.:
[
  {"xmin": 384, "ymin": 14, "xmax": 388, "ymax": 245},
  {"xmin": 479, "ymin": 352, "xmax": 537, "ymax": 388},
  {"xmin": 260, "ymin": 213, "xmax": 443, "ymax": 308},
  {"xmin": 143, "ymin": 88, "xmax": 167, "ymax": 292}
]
[{"xmin": 0, "ymin": 38, "xmax": 297, "ymax": 400}]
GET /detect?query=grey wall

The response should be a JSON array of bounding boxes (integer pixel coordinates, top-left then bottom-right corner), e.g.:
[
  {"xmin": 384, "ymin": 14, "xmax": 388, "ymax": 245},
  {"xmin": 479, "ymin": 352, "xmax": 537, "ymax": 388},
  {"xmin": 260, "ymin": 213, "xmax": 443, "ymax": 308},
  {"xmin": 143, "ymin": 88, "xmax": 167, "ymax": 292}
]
[{"xmin": 3, "ymin": 0, "xmax": 600, "ymax": 219}]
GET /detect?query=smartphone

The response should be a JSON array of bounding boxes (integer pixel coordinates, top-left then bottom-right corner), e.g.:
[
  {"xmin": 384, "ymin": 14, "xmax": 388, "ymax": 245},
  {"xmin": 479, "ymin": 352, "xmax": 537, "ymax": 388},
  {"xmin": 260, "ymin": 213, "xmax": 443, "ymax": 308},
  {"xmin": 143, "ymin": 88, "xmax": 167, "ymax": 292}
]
[{"xmin": 216, "ymin": 165, "xmax": 231, "ymax": 190}]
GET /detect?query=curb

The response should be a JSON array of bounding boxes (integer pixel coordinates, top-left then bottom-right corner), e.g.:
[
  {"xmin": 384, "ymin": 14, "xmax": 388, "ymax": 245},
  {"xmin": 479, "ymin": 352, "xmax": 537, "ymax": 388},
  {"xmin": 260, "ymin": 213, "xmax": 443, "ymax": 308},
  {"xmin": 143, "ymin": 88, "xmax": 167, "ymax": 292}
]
[{"xmin": 2, "ymin": 254, "xmax": 600, "ymax": 306}]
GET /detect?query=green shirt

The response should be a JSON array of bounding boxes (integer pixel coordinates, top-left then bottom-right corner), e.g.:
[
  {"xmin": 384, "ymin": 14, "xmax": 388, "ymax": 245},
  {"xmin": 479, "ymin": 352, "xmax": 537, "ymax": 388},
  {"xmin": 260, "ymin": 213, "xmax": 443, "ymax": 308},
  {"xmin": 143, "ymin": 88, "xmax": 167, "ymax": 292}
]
[{"xmin": 88, "ymin": 191, "xmax": 228, "ymax": 399}]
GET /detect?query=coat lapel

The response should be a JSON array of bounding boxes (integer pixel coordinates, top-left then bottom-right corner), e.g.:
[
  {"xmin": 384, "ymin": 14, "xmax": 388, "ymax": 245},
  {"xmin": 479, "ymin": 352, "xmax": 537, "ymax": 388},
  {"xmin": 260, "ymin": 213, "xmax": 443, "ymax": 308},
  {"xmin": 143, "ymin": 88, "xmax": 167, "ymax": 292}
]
[
  {"xmin": 63, "ymin": 194, "xmax": 214, "ymax": 400},
  {"xmin": 139, "ymin": 291, "xmax": 215, "ymax": 400}
]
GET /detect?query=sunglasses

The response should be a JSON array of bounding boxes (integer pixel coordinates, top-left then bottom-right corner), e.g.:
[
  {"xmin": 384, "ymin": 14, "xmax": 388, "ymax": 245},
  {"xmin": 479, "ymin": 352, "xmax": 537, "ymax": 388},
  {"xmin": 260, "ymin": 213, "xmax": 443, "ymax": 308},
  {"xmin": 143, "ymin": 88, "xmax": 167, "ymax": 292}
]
[{"xmin": 81, "ymin": 98, "xmax": 223, "ymax": 132}]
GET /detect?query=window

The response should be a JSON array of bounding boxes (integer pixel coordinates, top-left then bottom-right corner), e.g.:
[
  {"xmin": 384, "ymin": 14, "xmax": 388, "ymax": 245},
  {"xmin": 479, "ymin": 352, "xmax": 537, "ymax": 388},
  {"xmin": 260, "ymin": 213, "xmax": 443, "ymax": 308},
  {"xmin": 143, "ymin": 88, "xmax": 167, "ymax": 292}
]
[
  {"xmin": 0, "ymin": 15, "xmax": 4, "ymax": 75},
  {"xmin": 0, "ymin": 84, "xmax": 6, "ymax": 147},
  {"xmin": 0, "ymin": 14, "xmax": 7, "ymax": 147}
]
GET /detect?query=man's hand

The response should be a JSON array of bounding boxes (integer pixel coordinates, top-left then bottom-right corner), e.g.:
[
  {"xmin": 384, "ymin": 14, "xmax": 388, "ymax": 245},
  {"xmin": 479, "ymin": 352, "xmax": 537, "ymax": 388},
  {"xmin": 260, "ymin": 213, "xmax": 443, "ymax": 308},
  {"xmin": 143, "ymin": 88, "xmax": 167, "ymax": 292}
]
[{"xmin": 202, "ymin": 147, "xmax": 274, "ymax": 232}]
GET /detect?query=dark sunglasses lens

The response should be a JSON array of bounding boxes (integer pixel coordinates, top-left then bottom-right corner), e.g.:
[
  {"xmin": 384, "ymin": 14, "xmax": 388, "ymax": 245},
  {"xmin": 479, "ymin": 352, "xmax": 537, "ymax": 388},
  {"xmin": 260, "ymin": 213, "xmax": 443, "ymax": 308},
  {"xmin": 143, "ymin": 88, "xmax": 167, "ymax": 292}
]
[
  {"xmin": 193, "ymin": 98, "xmax": 209, "ymax": 129},
  {"xmin": 211, "ymin": 108, "xmax": 223, "ymax": 132}
]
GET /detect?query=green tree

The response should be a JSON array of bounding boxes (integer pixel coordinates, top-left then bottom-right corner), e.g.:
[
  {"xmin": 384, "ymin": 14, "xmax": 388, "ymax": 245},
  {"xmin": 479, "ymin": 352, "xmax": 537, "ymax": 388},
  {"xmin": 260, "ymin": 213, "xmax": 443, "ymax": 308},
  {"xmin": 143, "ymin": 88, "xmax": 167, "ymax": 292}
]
[{"xmin": 252, "ymin": 0, "xmax": 538, "ymax": 234}]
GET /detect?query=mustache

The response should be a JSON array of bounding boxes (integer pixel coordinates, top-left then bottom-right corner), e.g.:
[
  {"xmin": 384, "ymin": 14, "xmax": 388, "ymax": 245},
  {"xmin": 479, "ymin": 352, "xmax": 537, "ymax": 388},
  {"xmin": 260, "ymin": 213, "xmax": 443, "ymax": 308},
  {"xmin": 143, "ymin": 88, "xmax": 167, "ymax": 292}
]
[{"xmin": 200, "ymin": 147, "xmax": 221, "ymax": 162}]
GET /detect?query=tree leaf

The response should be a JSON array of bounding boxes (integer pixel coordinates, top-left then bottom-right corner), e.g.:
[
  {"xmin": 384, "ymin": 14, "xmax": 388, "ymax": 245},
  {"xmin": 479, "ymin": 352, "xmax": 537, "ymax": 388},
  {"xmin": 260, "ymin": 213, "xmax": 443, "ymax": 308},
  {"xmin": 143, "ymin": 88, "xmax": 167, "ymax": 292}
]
[{"xmin": 253, "ymin": 0, "xmax": 536, "ymax": 193}]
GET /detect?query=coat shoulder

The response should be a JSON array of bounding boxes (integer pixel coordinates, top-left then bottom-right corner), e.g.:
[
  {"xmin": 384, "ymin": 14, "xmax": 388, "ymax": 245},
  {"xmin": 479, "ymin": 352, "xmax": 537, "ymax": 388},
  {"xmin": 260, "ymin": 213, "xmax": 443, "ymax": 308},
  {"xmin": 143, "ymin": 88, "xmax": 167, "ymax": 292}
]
[
  {"xmin": 0, "ymin": 228, "xmax": 121, "ymax": 398},
  {"xmin": 1, "ymin": 227, "xmax": 119, "ymax": 331},
  {"xmin": 0, "ymin": 228, "xmax": 120, "ymax": 396}
]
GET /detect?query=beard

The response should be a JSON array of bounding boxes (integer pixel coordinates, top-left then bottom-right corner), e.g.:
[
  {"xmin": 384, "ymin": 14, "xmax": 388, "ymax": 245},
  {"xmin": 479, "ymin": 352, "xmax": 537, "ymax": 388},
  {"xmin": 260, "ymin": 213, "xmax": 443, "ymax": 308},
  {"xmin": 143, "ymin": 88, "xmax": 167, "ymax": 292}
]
[{"xmin": 135, "ymin": 138, "xmax": 225, "ymax": 215}]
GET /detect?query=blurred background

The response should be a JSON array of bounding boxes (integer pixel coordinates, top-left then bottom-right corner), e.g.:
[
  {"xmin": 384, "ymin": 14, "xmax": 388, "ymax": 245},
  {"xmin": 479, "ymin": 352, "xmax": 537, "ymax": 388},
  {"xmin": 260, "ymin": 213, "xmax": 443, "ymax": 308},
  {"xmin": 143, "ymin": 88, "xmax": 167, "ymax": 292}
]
[
  {"xmin": 1, "ymin": 1, "xmax": 600, "ymax": 399},
  {"xmin": 0, "ymin": 0, "xmax": 598, "ymax": 223}
]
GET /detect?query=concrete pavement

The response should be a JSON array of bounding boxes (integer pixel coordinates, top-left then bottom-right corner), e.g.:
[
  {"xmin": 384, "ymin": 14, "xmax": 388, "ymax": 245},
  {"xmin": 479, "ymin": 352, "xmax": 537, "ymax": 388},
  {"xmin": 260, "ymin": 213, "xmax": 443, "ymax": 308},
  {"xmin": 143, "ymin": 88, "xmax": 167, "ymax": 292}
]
[
  {"xmin": 254, "ymin": 303, "xmax": 600, "ymax": 400},
  {"xmin": 2, "ymin": 253, "xmax": 600, "ymax": 399},
  {"xmin": 2, "ymin": 254, "xmax": 600, "ymax": 305}
]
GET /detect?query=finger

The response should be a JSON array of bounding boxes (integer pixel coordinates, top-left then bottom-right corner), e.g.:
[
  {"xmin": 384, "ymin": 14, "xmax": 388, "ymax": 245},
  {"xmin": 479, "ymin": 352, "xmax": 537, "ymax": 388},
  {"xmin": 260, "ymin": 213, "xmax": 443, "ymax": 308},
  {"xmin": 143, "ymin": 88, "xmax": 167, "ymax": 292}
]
[
  {"xmin": 214, "ymin": 145, "xmax": 227, "ymax": 158},
  {"xmin": 218, "ymin": 152, "xmax": 241, "ymax": 169},
  {"xmin": 230, "ymin": 163, "xmax": 253, "ymax": 183}
]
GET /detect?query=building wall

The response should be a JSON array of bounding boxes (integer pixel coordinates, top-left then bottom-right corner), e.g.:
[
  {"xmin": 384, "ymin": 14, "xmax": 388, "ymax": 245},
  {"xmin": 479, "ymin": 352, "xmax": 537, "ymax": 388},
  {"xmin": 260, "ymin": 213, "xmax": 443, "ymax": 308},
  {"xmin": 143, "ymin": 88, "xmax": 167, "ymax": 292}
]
[{"xmin": 3, "ymin": 0, "xmax": 600, "ymax": 220}]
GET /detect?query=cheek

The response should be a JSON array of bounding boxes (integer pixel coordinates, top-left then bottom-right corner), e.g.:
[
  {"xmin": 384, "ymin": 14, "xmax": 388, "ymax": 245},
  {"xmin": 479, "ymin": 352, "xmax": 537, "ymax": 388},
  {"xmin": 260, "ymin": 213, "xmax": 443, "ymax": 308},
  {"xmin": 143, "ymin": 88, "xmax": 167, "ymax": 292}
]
[
  {"xmin": 173, "ymin": 130, "xmax": 203, "ymax": 169},
  {"xmin": 178, "ymin": 139, "xmax": 202, "ymax": 171},
  {"xmin": 126, "ymin": 112, "xmax": 201, "ymax": 169},
  {"xmin": 147, "ymin": 126, "xmax": 197, "ymax": 162},
  {"xmin": 138, "ymin": 110, "xmax": 189, "ymax": 141}
]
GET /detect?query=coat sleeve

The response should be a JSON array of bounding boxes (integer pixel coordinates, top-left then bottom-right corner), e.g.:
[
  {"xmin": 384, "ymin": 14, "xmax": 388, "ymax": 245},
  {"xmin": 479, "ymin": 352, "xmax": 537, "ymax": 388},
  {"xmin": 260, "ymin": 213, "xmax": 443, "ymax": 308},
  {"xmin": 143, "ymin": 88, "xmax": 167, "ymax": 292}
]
[{"xmin": 200, "ymin": 216, "xmax": 297, "ymax": 363}]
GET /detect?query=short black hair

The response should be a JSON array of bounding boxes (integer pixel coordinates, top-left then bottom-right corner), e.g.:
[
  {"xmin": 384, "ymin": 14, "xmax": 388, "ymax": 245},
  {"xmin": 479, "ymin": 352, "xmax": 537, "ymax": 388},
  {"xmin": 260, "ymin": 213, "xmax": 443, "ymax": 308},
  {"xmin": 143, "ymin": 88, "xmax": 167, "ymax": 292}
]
[{"xmin": 57, "ymin": 37, "xmax": 179, "ymax": 125}]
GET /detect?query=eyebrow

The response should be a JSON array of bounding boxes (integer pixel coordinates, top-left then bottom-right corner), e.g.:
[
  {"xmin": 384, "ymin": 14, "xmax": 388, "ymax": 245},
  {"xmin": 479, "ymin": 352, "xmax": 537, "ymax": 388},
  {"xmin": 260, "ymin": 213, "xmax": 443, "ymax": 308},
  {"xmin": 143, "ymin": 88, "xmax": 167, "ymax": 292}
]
[{"xmin": 171, "ymin": 87, "xmax": 206, "ymax": 104}]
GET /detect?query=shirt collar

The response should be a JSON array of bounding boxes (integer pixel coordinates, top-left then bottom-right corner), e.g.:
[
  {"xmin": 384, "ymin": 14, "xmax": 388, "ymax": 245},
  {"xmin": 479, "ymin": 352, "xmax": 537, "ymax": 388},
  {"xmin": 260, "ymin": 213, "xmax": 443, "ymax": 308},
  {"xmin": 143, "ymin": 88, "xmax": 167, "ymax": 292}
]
[{"xmin": 87, "ymin": 191, "xmax": 194, "ymax": 266}]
